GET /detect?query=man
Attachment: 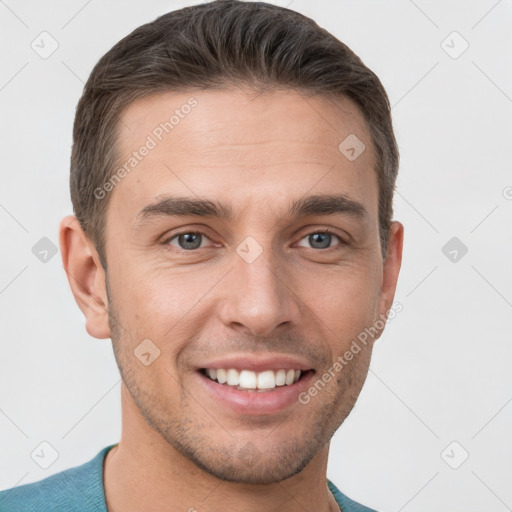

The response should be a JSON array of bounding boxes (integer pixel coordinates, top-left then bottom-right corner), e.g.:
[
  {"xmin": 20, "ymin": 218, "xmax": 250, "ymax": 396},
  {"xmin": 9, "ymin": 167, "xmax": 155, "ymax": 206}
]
[{"xmin": 0, "ymin": 1, "xmax": 403, "ymax": 510}]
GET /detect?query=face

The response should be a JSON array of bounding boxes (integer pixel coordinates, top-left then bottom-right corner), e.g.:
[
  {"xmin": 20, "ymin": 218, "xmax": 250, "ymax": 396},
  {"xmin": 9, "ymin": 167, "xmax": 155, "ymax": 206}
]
[{"xmin": 96, "ymin": 88, "xmax": 402, "ymax": 484}]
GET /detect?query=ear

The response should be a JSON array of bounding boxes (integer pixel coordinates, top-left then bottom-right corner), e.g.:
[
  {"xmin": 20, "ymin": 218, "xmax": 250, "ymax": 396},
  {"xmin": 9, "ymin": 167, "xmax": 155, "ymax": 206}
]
[
  {"xmin": 377, "ymin": 221, "xmax": 404, "ymax": 321},
  {"xmin": 59, "ymin": 215, "xmax": 111, "ymax": 339}
]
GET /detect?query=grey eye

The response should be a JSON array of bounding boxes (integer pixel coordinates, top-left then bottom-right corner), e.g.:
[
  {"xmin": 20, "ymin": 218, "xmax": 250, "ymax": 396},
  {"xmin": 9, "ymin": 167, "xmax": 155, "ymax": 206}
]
[
  {"xmin": 170, "ymin": 232, "xmax": 205, "ymax": 250},
  {"xmin": 308, "ymin": 232, "xmax": 332, "ymax": 249},
  {"xmin": 296, "ymin": 231, "xmax": 341, "ymax": 250}
]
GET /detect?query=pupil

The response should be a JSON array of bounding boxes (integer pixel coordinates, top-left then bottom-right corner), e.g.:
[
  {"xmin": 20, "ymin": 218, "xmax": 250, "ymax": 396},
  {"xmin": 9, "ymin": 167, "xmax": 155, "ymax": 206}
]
[
  {"xmin": 310, "ymin": 233, "xmax": 330, "ymax": 249},
  {"xmin": 180, "ymin": 233, "xmax": 201, "ymax": 250}
]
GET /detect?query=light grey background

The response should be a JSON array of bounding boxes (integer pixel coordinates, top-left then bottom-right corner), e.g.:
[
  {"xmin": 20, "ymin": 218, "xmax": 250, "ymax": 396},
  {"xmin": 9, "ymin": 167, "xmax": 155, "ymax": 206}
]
[{"xmin": 1, "ymin": 1, "xmax": 511, "ymax": 510}]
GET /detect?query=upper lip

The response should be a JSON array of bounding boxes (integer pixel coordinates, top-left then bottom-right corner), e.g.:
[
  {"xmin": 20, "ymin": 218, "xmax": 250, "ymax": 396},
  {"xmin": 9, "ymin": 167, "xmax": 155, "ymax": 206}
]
[{"xmin": 195, "ymin": 355, "xmax": 314, "ymax": 373}]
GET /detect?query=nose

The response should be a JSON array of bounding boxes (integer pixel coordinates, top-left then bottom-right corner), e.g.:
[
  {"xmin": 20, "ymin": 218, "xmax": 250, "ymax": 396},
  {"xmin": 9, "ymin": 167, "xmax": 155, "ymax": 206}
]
[{"xmin": 217, "ymin": 242, "xmax": 302, "ymax": 337}]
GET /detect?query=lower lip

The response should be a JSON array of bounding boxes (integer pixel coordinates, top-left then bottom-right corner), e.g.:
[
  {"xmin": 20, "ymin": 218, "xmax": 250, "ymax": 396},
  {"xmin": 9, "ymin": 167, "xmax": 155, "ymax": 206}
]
[{"xmin": 196, "ymin": 370, "xmax": 315, "ymax": 415}]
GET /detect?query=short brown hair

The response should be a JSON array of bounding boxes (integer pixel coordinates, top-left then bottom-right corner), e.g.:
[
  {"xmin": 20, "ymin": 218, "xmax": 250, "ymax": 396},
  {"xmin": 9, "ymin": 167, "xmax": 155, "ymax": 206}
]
[{"xmin": 70, "ymin": 0, "xmax": 399, "ymax": 267}]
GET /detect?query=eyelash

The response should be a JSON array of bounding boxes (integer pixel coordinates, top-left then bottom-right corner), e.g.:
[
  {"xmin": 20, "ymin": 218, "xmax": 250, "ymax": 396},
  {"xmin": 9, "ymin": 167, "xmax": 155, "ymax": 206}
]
[{"xmin": 162, "ymin": 228, "xmax": 346, "ymax": 252}]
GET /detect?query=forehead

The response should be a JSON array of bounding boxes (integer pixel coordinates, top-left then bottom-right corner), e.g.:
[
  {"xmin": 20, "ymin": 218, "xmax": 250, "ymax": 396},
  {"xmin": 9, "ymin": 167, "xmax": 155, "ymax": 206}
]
[{"xmin": 107, "ymin": 88, "xmax": 378, "ymax": 227}]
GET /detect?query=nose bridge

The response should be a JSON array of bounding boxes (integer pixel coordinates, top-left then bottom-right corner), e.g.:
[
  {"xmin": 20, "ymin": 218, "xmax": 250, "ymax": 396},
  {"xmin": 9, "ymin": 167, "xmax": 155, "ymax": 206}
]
[{"xmin": 218, "ymin": 234, "xmax": 301, "ymax": 336}]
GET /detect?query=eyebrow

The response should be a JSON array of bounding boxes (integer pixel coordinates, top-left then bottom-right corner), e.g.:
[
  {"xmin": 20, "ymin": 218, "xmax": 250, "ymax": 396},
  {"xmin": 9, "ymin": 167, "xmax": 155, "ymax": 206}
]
[{"xmin": 134, "ymin": 193, "xmax": 368, "ymax": 227}]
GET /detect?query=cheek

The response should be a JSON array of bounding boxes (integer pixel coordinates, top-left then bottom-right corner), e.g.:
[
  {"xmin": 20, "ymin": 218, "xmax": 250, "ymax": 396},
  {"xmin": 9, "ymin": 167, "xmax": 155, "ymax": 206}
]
[
  {"xmin": 109, "ymin": 242, "xmax": 383, "ymax": 349},
  {"xmin": 303, "ymin": 263, "xmax": 382, "ymax": 343},
  {"xmin": 110, "ymin": 265, "xmax": 216, "ymax": 346}
]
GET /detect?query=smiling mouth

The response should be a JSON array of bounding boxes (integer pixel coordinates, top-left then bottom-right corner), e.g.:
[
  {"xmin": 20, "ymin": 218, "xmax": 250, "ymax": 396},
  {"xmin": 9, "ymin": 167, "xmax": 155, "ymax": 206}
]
[{"xmin": 198, "ymin": 368, "xmax": 314, "ymax": 392}]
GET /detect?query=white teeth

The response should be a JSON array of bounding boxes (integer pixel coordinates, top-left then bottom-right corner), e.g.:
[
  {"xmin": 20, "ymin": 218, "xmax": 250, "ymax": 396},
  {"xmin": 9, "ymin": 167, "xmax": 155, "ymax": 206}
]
[
  {"xmin": 257, "ymin": 370, "xmax": 276, "ymax": 390},
  {"xmin": 226, "ymin": 369, "xmax": 239, "ymax": 386},
  {"xmin": 275, "ymin": 369, "xmax": 286, "ymax": 386},
  {"xmin": 204, "ymin": 368, "xmax": 304, "ymax": 390},
  {"xmin": 239, "ymin": 370, "xmax": 257, "ymax": 389}
]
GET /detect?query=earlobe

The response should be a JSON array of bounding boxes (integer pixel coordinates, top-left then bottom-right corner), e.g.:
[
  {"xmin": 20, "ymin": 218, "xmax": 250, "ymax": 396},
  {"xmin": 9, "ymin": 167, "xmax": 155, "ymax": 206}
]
[
  {"xmin": 59, "ymin": 215, "xmax": 111, "ymax": 339},
  {"xmin": 378, "ymin": 221, "xmax": 404, "ymax": 321}
]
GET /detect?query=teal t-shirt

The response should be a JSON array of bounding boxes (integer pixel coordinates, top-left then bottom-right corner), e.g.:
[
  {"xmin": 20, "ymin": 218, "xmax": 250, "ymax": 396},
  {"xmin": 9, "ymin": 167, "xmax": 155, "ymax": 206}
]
[{"xmin": 0, "ymin": 445, "xmax": 377, "ymax": 511}]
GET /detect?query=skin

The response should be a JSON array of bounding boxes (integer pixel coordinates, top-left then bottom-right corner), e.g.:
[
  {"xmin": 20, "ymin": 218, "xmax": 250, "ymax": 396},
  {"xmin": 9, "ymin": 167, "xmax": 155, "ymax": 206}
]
[{"xmin": 60, "ymin": 88, "xmax": 403, "ymax": 512}]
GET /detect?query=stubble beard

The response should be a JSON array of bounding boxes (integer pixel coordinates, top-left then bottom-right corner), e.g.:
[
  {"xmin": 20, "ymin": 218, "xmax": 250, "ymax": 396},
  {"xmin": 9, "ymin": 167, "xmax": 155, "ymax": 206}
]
[{"xmin": 105, "ymin": 277, "xmax": 370, "ymax": 485}]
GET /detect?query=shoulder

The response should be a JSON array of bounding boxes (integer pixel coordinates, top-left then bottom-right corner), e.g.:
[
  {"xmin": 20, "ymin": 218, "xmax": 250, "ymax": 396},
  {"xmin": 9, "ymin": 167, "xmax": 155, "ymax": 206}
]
[
  {"xmin": 0, "ymin": 445, "xmax": 115, "ymax": 512},
  {"xmin": 328, "ymin": 479, "xmax": 379, "ymax": 512}
]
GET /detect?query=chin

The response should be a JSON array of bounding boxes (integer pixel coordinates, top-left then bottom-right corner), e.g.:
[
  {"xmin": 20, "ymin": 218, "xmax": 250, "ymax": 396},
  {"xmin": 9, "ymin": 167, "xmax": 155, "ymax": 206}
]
[
  {"xmin": 193, "ymin": 454, "xmax": 311, "ymax": 485},
  {"xmin": 168, "ymin": 435, "xmax": 320, "ymax": 485}
]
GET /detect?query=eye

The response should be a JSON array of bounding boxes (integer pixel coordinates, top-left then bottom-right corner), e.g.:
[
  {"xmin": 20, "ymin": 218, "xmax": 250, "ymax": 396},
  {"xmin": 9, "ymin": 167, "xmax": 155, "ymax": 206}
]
[
  {"xmin": 166, "ymin": 231, "xmax": 211, "ymax": 251},
  {"xmin": 296, "ymin": 229, "xmax": 344, "ymax": 250},
  {"xmin": 163, "ymin": 228, "xmax": 345, "ymax": 253}
]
